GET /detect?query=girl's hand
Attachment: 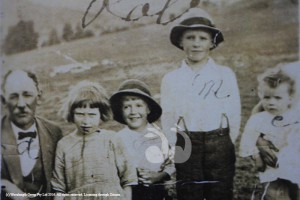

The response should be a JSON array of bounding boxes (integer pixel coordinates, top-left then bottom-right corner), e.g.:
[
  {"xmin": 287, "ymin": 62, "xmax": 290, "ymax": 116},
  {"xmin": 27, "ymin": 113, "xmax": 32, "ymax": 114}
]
[
  {"xmin": 137, "ymin": 168, "xmax": 169, "ymax": 186},
  {"xmin": 123, "ymin": 186, "xmax": 132, "ymax": 200}
]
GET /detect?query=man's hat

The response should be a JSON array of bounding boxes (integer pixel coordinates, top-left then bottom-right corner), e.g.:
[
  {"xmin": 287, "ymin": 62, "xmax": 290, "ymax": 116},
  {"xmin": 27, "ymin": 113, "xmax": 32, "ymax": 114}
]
[
  {"xmin": 170, "ymin": 8, "xmax": 224, "ymax": 50},
  {"xmin": 110, "ymin": 79, "xmax": 162, "ymax": 124}
]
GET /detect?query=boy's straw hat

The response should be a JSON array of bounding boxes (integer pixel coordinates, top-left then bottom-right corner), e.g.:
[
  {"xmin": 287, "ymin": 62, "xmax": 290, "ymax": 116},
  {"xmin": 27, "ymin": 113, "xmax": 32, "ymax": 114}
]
[
  {"xmin": 170, "ymin": 8, "xmax": 224, "ymax": 50},
  {"xmin": 110, "ymin": 79, "xmax": 162, "ymax": 124}
]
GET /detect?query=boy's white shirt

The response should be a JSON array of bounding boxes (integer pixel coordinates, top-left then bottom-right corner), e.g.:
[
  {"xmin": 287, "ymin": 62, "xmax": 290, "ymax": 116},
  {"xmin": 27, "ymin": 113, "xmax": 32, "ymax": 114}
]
[{"xmin": 161, "ymin": 58, "xmax": 241, "ymax": 146}]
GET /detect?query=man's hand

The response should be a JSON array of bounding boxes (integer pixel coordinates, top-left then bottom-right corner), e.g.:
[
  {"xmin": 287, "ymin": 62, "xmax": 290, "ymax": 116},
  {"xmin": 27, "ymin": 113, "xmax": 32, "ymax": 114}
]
[
  {"xmin": 137, "ymin": 168, "xmax": 169, "ymax": 186},
  {"xmin": 1, "ymin": 179, "xmax": 29, "ymax": 200},
  {"xmin": 256, "ymin": 136, "xmax": 279, "ymax": 167}
]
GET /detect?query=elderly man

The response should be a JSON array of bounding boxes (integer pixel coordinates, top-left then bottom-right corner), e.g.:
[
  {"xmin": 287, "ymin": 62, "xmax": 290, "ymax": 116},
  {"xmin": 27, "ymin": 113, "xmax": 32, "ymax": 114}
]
[{"xmin": 1, "ymin": 70, "xmax": 62, "ymax": 199}]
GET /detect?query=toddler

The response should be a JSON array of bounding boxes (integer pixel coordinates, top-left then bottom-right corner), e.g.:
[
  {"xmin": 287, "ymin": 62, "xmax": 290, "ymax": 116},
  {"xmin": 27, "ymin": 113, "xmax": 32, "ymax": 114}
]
[{"xmin": 240, "ymin": 68, "xmax": 299, "ymax": 199}]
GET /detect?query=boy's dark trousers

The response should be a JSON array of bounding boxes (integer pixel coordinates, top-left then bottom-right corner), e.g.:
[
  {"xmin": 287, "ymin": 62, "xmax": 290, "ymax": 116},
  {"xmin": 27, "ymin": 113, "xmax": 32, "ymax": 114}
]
[
  {"xmin": 175, "ymin": 127, "xmax": 236, "ymax": 200},
  {"xmin": 132, "ymin": 184, "xmax": 168, "ymax": 200}
]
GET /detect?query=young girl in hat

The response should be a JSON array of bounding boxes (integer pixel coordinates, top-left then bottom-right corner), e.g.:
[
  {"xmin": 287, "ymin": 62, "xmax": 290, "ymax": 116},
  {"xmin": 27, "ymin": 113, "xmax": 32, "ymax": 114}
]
[
  {"xmin": 160, "ymin": 8, "xmax": 241, "ymax": 200},
  {"xmin": 110, "ymin": 79, "xmax": 175, "ymax": 200},
  {"xmin": 51, "ymin": 81, "xmax": 137, "ymax": 199}
]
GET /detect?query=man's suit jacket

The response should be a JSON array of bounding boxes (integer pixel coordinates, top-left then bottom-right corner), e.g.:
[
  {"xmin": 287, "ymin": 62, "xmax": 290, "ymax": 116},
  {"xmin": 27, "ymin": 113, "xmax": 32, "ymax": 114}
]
[{"xmin": 1, "ymin": 115, "xmax": 63, "ymax": 194}]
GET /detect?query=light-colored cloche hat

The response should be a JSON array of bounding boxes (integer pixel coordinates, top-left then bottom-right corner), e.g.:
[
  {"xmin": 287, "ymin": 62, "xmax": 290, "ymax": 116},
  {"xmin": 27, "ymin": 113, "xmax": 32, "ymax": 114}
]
[
  {"xmin": 110, "ymin": 79, "xmax": 162, "ymax": 124},
  {"xmin": 170, "ymin": 8, "xmax": 224, "ymax": 50}
]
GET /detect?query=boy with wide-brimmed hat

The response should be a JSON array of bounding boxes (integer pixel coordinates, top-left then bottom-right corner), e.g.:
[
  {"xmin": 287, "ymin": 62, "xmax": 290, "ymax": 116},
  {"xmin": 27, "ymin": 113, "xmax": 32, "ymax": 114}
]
[
  {"xmin": 160, "ymin": 8, "xmax": 241, "ymax": 200},
  {"xmin": 110, "ymin": 79, "xmax": 175, "ymax": 200}
]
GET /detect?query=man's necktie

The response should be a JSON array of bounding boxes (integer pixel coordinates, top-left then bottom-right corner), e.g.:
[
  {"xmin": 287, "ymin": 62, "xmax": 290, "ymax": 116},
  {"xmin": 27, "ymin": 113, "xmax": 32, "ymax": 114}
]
[{"xmin": 18, "ymin": 131, "xmax": 37, "ymax": 140}]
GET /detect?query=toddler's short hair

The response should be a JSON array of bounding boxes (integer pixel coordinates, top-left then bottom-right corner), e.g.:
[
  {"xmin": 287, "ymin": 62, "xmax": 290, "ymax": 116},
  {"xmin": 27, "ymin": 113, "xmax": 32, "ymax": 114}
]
[
  {"xmin": 257, "ymin": 68, "xmax": 295, "ymax": 99},
  {"xmin": 60, "ymin": 81, "xmax": 112, "ymax": 123}
]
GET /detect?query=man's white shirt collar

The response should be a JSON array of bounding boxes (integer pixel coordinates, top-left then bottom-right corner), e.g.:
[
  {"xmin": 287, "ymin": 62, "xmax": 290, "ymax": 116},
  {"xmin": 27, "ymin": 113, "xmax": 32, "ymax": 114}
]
[{"xmin": 11, "ymin": 122, "xmax": 37, "ymax": 140}]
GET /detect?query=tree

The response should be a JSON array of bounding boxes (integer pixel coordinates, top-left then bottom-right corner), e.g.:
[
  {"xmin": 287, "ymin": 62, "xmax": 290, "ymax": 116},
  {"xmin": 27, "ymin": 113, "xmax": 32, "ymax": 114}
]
[
  {"xmin": 83, "ymin": 30, "xmax": 94, "ymax": 38},
  {"xmin": 73, "ymin": 23, "xmax": 84, "ymax": 40},
  {"xmin": 62, "ymin": 23, "xmax": 74, "ymax": 42},
  {"xmin": 47, "ymin": 28, "xmax": 61, "ymax": 46},
  {"xmin": 3, "ymin": 20, "xmax": 39, "ymax": 55},
  {"xmin": 73, "ymin": 23, "xmax": 95, "ymax": 40},
  {"xmin": 290, "ymin": 0, "xmax": 298, "ymax": 4}
]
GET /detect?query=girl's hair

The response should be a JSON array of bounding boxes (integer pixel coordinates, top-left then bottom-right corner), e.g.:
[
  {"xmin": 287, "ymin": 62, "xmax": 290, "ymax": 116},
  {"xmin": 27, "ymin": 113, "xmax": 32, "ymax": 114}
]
[
  {"xmin": 257, "ymin": 68, "xmax": 295, "ymax": 99},
  {"xmin": 60, "ymin": 81, "xmax": 112, "ymax": 123}
]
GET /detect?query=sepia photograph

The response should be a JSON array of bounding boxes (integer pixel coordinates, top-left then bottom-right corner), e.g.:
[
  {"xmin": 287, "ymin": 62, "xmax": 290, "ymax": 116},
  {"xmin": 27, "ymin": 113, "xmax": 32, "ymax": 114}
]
[{"xmin": 1, "ymin": 0, "xmax": 299, "ymax": 199}]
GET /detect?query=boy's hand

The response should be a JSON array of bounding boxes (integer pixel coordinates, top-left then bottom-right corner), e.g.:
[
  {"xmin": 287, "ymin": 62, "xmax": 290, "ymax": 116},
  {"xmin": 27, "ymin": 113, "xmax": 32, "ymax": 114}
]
[
  {"xmin": 256, "ymin": 136, "xmax": 279, "ymax": 167},
  {"xmin": 137, "ymin": 168, "xmax": 169, "ymax": 186}
]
